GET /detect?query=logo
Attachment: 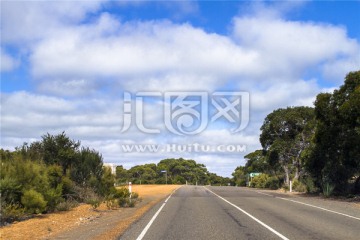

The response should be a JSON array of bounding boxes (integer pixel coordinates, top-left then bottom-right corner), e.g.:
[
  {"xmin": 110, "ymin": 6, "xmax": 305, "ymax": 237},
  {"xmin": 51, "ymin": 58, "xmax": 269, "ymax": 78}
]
[{"xmin": 121, "ymin": 91, "xmax": 249, "ymax": 135}]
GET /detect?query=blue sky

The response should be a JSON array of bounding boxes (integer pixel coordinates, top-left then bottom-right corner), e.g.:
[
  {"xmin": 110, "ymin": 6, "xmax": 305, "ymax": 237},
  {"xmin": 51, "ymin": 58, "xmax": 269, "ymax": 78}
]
[{"xmin": 1, "ymin": 1, "xmax": 359, "ymax": 176}]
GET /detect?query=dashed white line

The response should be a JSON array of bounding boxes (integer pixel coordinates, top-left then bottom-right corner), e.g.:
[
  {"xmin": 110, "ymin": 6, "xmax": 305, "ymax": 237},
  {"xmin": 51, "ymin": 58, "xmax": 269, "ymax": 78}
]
[
  {"xmin": 136, "ymin": 187, "xmax": 180, "ymax": 240},
  {"xmin": 206, "ymin": 187, "xmax": 289, "ymax": 240}
]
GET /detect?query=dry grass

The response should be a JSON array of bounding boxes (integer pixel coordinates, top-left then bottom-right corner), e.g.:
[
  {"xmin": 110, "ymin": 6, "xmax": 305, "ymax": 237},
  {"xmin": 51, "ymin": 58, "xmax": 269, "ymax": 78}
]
[
  {"xmin": 0, "ymin": 185, "xmax": 181, "ymax": 240},
  {"xmin": 127, "ymin": 184, "xmax": 180, "ymax": 197}
]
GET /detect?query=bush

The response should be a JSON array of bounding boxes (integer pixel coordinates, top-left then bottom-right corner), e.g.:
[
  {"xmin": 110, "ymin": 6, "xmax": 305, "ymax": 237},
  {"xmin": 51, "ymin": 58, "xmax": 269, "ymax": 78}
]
[
  {"xmin": 303, "ymin": 176, "xmax": 318, "ymax": 193},
  {"xmin": 250, "ymin": 174, "xmax": 270, "ymax": 188},
  {"xmin": 113, "ymin": 187, "xmax": 139, "ymax": 208},
  {"xmin": 266, "ymin": 177, "xmax": 280, "ymax": 190},
  {"xmin": 21, "ymin": 189, "xmax": 47, "ymax": 214},
  {"xmin": 1, "ymin": 203, "xmax": 26, "ymax": 224},
  {"xmin": 292, "ymin": 180, "xmax": 307, "ymax": 192},
  {"xmin": 44, "ymin": 185, "xmax": 64, "ymax": 211}
]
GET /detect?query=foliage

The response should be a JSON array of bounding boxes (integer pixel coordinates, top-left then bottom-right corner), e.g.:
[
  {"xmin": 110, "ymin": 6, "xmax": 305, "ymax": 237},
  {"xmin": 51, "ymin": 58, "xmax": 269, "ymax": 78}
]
[
  {"xmin": 0, "ymin": 203, "xmax": 26, "ymax": 223},
  {"xmin": 116, "ymin": 158, "xmax": 230, "ymax": 186},
  {"xmin": 249, "ymin": 174, "xmax": 280, "ymax": 189},
  {"xmin": 0, "ymin": 132, "xmax": 119, "ymax": 224},
  {"xmin": 306, "ymin": 71, "xmax": 360, "ymax": 194},
  {"xmin": 55, "ymin": 200, "xmax": 79, "ymax": 211},
  {"xmin": 260, "ymin": 106, "xmax": 315, "ymax": 186},
  {"xmin": 21, "ymin": 189, "xmax": 47, "ymax": 214},
  {"xmin": 292, "ymin": 180, "xmax": 307, "ymax": 192}
]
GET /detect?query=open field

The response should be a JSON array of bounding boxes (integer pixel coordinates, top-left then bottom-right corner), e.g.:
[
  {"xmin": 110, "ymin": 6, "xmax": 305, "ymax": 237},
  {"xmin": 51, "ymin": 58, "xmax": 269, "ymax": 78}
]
[{"xmin": 0, "ymin": 185, "xmax": 181, "ymax": 240}]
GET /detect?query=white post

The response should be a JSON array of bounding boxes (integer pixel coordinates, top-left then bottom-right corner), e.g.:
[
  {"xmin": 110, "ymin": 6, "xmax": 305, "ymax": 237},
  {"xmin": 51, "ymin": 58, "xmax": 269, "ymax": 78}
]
[
  {"xmin": 129, "ymin": 182, "xmax": 132, "ymax": 194},
  {"xmin": 289, "ymin": 180, "xmax": 292, "ymax": 193}
]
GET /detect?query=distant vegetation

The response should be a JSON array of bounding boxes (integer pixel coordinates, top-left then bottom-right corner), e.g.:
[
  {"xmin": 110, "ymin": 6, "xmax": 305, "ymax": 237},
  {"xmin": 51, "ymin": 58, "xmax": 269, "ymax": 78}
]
[
  {"xmin": 115, "ymin": 158, "xmax": 231, "ymax": 186},
  {"xmin": 233, "ymin": 71, "xmax": 360, "ymax": 196}
]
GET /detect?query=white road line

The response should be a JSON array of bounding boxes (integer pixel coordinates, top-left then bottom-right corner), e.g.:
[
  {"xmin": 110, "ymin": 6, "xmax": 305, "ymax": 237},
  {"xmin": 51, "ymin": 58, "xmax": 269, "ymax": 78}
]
[
  {"xmin": 255, "ymin": 190, "xmax": 360, "ymax": 221},
  {"xmin": 277, "ymin": 197, "xmax": 360, "ymax": 221},
  {"xmin": 136, "ymin": 187, "xmax": 180, "ymax": 240},
  {"xmin": 206, "ymin": 187, "xmax": 289, "ymax": 240},
  {"xmin": 256, "ymin": 191, "xmax": 274, "ymax": 197}
]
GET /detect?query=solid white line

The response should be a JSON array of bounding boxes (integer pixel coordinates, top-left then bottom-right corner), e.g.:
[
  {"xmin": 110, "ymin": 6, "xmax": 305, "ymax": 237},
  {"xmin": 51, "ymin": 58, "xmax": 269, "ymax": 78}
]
[
  {"xmin": 256, "ymin": 191, "xmax": 274, "ymax": 197},
  {"xmin": 277, "ymin": 197, "xmax": 360, "ymax": 221},
  {"xmin": 136, "ymin": 187, "xmax": 180, "ymax": 240},
  {"xmin": 254, "ymin": 190, "xmax": 360, "ymax": 221},
  {"xmin": 206, "ymin": 187, "xmax": 289, "ymax": 240}
]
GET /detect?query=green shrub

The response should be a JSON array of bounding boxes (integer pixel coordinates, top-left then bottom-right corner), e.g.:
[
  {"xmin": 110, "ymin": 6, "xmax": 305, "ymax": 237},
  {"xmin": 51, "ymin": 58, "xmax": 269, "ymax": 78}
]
[
  {"xmin": 322, "ymin": 182, "xmax": 335, "ymax": 197},
  {"xmin": 1, "ymin": 203, "xmax": 26, "ymax": 224},
  {"xmin": 21, "ymin": 189, "xmax": 47, "ymax": 214},
  {"xmin": 131, "ymin": 192, "xmax": 139, "ymax": 199},
  {"xmin": 114, "ymin": 187, "xmax": 130, "ymax": 198},
  {"xmin": 44, "ymin": 184, "xmax": 64, "ymax": 211},
  {"xmin": 0, "ymin": 177, "xmax": 22, "ymax": 204},
  {"xmin": 303, "ymin": 176, "xmax": 318, "ymax": 193},
  {"xmin": 114, "ymin": 187, "xmax": 139, "ymax": 208},
  {"xmin": 86, "ymin": 198, "xmax": 101, "ymax": 209},
  {"xmin": 250, "ymin": 174, "xmax": 270, "ymax": 188},
  {"xmin": 292, "ymin": 180, "xmax": 307, "ymax": 192},
  {"xmin": 266, "ymin": 177, "xmax": 280, "ymax": 190}
]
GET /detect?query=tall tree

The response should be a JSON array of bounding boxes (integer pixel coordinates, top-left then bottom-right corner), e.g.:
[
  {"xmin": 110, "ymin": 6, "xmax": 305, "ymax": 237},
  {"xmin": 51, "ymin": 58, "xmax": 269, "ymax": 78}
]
[
  {"xmin": 260, "ymin": 107, "xmax": 315, "ymax": 185},
  {"xmin": 307, "ymin": 71, "xmax": 360, "ymax": 192}
]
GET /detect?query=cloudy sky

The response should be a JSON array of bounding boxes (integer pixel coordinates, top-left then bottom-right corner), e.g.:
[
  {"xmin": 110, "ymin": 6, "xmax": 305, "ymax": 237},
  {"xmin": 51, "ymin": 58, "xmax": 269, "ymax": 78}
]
[{"xmin": 1, "ymin": 1, "xmax": 359, "ymax": 177}]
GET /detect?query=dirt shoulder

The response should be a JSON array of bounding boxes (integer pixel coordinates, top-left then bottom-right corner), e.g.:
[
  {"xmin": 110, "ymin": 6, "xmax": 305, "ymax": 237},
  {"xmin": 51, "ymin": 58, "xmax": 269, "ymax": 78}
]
[{"xmin": 0, "ymin": 185, "xmax": 181, "ymax": 240}]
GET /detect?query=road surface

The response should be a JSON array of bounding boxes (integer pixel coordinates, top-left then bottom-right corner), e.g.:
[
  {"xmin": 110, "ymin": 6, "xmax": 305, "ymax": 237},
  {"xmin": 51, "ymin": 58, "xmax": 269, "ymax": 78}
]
[{"xmin": 120, "ymin": 186, "xmax": 360, "ymax": 240}]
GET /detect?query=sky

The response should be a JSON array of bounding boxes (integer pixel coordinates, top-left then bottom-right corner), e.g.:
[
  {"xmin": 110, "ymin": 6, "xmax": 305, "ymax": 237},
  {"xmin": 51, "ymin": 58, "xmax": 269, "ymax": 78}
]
[{"xmin": 1, "ymin": 0, "xmax": 360, "ymax": 177}]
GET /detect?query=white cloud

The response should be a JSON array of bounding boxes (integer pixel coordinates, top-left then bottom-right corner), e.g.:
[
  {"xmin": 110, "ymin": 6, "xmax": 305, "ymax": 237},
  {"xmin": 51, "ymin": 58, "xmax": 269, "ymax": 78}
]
[
  {"xmin": 1, "ymin": 49, "xmax": 18, "ymax": 72},
  {"xmin": 1, "ymin": 0, "xmax": 104, "ymax": 44},
  {"xmin": 232, "ymin": 15, "xmax": 359, "ymax": 80},
  {"xmin": 30, "ymin": 16, "xmax": 257, "ymax": 93}
]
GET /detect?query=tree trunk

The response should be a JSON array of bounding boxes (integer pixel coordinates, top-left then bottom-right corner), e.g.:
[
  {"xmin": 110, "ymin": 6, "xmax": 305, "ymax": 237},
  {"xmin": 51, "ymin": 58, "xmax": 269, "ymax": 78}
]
[
  {"xmin": 294, "ymin": 166, "xmax": 299, "ymax": 180},
  {"xmin": 283, "ymin": 166, "xmax": 290, "ymax": 186}
]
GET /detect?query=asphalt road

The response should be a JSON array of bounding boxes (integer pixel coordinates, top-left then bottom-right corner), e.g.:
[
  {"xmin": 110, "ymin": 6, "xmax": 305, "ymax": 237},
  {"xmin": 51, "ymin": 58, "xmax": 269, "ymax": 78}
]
[{"xmin": 120, "ymin": 186, "xmax": 360, "ymax": 240}]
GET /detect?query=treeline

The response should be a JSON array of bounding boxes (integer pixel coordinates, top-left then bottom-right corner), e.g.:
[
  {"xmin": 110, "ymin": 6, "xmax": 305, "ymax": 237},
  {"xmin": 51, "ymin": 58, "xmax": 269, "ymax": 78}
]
[
  {"xmin": 233, "ymin": 71, "xmax": 360, "ymax": 196},
  {"xmin": 115, "ymin": 158, "xmax": 232, "ymax": 186},
  {"xmin": 0, "ymin": 132, "xmax": 135, "ymax": 225}
]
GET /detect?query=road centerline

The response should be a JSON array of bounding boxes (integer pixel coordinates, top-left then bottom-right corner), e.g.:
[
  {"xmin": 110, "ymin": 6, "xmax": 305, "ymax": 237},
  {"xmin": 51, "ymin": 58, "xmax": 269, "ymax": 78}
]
[{"xmin": 205, "ymin": 187, "xmax": 289, "ymax": 240}]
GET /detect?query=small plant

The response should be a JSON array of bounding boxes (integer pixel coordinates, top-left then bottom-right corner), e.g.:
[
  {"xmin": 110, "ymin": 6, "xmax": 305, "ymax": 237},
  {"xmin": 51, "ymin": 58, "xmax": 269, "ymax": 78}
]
[
  {"xmin": 104, "ymin": 194, "xmax": 117, "ymax": 210},
  {"xmin": 86, "ymin": 198, "xmax": 101, "ymax": 209},
  {"xmin": 55, "ymin": 200, "xmax": 79, "ymax": 211},
  {"xmin": 322, "ymin": 182, "xmax": 335, "ymax": 197}
]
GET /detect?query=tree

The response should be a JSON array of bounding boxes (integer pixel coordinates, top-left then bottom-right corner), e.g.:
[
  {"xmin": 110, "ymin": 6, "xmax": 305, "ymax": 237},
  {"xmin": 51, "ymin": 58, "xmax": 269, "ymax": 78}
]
[
  {"xmin": 41, "ymin": 132, "xmax": 80, "ymax": 175},
  {"xmin": 260, "ymin": 107, "xmax": 315, "ymax": 185},
  {"xmin": 70, "ymin": 147, "xmax": 103, "ymax": 187},
  {"xmin": 307, "ymin": 71, "xmax": 360, "ymax": 193}
]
